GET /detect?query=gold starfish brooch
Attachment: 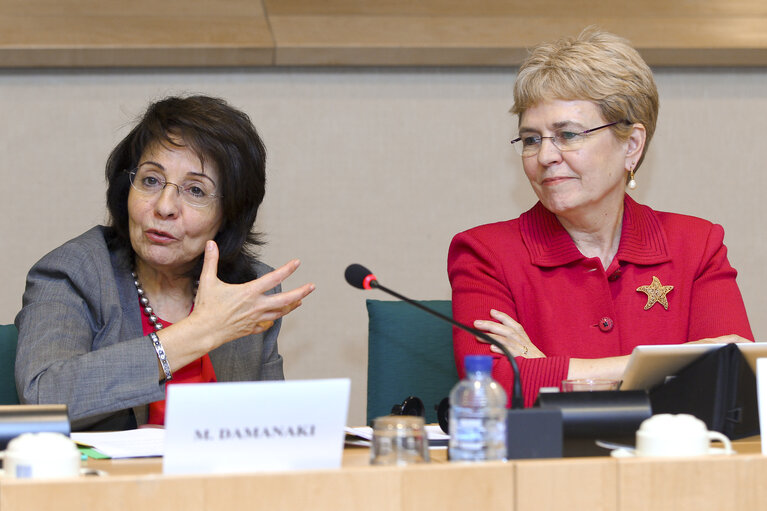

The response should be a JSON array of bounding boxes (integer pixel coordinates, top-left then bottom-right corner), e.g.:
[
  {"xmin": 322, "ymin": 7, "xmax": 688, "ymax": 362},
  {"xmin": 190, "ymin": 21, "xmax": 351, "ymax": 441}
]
[{"xmin": 636, "ymin": 276, "xmax": 674, "ymax": 310}]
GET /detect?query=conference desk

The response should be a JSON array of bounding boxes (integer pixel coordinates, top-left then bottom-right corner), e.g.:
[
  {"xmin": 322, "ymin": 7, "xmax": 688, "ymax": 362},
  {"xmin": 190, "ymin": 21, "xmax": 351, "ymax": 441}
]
[{"xmin": 0, "ymin": 438, "xmax": 764, "ymax": 511}]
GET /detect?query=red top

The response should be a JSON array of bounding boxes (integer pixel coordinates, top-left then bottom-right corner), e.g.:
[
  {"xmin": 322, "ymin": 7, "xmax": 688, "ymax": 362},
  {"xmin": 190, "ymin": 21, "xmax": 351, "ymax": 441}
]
[
  {"xmin": 448, "ymin": 195, "xmax": 754, "ymax": 407},
  {"xmin": 141, "ymin": 308, "xmax": 217, "ymax": 425}
]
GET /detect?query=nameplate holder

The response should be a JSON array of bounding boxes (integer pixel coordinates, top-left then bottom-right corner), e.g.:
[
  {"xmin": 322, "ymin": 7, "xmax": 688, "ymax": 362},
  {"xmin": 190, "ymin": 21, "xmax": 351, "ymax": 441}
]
[{"xmin": 163, "ymin": 379, "xmax": 350, "ymax": 475}]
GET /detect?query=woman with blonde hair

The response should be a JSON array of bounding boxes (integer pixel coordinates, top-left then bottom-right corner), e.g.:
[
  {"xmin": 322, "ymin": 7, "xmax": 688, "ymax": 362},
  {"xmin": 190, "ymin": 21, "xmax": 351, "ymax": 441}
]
[{"xmin": 448, "ymin": 28, "xmax": 753, "ymax": 406}]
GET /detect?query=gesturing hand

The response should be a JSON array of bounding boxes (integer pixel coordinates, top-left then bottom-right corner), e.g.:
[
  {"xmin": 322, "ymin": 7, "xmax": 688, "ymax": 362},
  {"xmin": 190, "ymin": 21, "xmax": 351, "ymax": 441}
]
[
  {"xmin": 473, "ymin": 309, "xmax": 545, "ymax": 358},
  {"xmin": 192, "ymin": 240, "xmax": 316, "ymax": 347}
]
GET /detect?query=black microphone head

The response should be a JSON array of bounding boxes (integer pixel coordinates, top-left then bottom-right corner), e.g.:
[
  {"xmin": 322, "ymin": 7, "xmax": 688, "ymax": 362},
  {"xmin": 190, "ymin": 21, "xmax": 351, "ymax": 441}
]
[{"xmin": 344, "ymin": 264, "xmax": 377, "ymax": 290}]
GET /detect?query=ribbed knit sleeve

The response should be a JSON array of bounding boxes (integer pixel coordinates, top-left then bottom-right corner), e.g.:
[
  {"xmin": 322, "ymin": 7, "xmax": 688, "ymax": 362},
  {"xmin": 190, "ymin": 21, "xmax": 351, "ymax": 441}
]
[
  {"xmin": 686, "ymin": 224, "xmax": 753, "ymax": 341},
  {"xmin": 448, "ymin": 222, "xmax": 570, "ymax": 407}
]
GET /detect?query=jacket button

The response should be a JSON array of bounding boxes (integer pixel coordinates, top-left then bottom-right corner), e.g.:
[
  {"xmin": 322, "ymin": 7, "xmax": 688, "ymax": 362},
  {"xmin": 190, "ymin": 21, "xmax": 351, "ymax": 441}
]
[
  {"xmin": 599, "ymin": 317, "xmax": 614, "ymax": 332},
  {"xmin": 608, "ymin": 269, "xmax": 622, "ymax": 281}
]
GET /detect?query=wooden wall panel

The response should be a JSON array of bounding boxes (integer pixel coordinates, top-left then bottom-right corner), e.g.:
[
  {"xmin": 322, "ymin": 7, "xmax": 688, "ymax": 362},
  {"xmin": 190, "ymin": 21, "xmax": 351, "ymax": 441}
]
[
  {"xmin": 0, "ymin": 0, "xmax": 273, "ymax": 67},
  {"xmin": 265, "ymin": 0, "xmax": 767, "ymax": 66},
  {"xmin": 1, "ymin": 0, "xmax": 766, "ymax": 67}
]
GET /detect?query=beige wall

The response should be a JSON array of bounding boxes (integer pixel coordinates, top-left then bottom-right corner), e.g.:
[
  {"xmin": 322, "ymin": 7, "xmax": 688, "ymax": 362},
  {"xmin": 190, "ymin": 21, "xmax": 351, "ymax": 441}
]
[{"xmin": 0, "ymin": 67, "xmax": 764, "ymax": 425}]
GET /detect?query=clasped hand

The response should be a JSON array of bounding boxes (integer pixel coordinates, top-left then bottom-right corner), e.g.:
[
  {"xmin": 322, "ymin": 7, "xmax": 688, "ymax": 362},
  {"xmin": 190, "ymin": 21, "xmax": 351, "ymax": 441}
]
[{"xmin": 473, "ymin": 309, "xmax": 545, "ymax": 359}]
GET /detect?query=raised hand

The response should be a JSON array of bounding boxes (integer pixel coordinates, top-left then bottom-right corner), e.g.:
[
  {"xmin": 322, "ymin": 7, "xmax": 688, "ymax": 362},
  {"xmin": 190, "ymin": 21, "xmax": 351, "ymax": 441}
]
[{"xmin": 192, "ymin": 240, "xmax": 315, "ymax": 346}]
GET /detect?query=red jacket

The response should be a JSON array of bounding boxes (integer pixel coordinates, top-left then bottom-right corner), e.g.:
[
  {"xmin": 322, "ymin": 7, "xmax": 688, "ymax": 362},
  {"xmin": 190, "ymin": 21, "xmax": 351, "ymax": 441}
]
[{"xmin": 448, "ymin": 196, "xmax": 753, "ymax": 407}]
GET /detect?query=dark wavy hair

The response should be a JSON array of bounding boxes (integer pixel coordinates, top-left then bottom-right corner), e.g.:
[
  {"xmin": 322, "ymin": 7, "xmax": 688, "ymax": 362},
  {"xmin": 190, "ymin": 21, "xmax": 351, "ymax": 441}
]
[{"xmin": 105, "ymin": 95, "xmax": 267, "ymax": 283}]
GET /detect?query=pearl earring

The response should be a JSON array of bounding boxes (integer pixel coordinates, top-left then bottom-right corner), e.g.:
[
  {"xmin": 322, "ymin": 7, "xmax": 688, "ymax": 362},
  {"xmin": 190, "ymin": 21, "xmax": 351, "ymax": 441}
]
[{"xmin": 627, "ymin": 162, "xmax": 637, "ymax": 190}]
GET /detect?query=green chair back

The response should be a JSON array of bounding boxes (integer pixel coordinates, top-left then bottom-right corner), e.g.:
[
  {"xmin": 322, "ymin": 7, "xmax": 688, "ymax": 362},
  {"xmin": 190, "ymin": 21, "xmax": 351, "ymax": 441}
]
[
  {"xmin": 0, "ymin": 324, "xmax": 20, "ymax": 405},
  {"xmin": 366, "ymin": 299, "xmax": 458, "ymax": 425}
]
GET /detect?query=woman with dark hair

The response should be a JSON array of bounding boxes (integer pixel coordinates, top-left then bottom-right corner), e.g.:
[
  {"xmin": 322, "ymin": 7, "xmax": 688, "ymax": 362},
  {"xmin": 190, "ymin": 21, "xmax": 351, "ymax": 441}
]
[{"xmin": 15, "ymin": 95, "xmax": 314, "ymax": 430}]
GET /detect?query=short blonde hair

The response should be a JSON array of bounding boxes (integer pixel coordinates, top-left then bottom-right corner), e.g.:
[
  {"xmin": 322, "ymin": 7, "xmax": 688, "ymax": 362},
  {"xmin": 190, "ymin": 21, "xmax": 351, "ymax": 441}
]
[{"xmin": 512, "ymin": 27, "xmax": 659, "ymax": 169}]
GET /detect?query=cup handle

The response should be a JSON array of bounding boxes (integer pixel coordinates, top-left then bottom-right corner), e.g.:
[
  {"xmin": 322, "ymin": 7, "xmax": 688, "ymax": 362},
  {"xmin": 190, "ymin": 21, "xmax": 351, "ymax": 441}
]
[{"xmin": 707, "ymin": 431, "xmax": 733, "ymax": 454}]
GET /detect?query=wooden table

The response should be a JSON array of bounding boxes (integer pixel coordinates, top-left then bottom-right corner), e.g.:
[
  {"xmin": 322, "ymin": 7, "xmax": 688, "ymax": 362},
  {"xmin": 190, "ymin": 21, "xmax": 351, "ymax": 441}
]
[{"xmin": 0, "ymin": 439, "xmax": 764, "ymax": 511}]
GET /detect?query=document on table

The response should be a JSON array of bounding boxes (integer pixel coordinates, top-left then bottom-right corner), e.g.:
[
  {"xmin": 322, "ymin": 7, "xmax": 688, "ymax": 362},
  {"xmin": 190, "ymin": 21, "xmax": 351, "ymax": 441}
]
[{"xmin": 71, "ymin": 428, "xmax": 165, "ymax": 458}]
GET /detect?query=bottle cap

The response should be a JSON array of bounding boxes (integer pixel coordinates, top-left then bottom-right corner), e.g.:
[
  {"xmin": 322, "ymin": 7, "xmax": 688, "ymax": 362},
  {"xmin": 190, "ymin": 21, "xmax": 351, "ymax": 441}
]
[{"xmin": 464, "ymin": 355, "xmax": 492, "ymax": 373}]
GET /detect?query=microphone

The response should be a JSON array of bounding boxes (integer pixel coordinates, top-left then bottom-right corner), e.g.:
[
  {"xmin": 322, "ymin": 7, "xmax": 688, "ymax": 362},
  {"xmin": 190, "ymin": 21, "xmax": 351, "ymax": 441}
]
[
  {"xmin": 345, "ymin": 263, "xmax": 524, "ymax": 409},
  {"xmin": 344, "ymin": 263, "xmax": 379, "ymax": 290}
]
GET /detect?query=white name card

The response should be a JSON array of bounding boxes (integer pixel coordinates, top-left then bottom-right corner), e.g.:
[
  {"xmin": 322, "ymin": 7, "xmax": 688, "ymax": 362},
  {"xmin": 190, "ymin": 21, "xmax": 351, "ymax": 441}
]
[
  {"xmin": 163, "ymin": 379, "xmax": 350, "ymax": 475},
  {"xmin": 757, "ymin": 359, "xmax": 767, "ymax": 456}
]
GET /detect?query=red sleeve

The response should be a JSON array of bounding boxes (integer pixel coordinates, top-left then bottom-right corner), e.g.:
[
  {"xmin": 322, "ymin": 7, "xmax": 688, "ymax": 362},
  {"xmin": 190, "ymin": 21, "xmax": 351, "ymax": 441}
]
[
  {"xmin": 687, "ymin": 224, "xmax": 753, "ymax": 341},
  {"xmin": 448, "ymin": 228, "xmax": 569, "ymax": 407}
]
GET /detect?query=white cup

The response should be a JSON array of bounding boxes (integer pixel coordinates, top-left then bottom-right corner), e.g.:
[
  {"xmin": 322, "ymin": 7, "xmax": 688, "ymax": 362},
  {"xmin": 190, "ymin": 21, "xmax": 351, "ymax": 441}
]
[
  {"xmin": 0, "ymin": 432, "xmax": 81, "ymax": 479},
  {"xmin": 635, "ymin": 414, "xmax": 733, "ymax": 457}
]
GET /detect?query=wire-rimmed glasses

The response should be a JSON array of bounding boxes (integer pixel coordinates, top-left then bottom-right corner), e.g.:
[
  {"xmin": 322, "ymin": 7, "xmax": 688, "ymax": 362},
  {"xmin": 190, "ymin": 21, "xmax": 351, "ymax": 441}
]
[
  {"xmin": 127, "ymin": 166, "xmax": 222, "ymax": 208},
  {"xmin": 510, "ymin": 121, "xmax": 626, "ymax": 157}
]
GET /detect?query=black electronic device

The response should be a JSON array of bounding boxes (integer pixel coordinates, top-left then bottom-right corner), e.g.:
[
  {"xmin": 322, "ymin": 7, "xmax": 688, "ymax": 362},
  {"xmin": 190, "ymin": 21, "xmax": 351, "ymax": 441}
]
[
  {"xmin": 536, "ymin": 390, "xmax": 651, "ymax": 457},
  {"xmin": 649, "ymin": 343, "xmax": 759, "ymax": 440}
]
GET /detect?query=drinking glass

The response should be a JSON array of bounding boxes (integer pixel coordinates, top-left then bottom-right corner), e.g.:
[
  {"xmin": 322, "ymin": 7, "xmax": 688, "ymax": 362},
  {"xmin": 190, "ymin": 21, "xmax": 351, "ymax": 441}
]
[
  {"xmin": 370, "ymin": 415, "xmax": 430, "ymax": 465},
  {"xmin": 561, "ymin": 379, "xmax": 620, "ymax": 392}
]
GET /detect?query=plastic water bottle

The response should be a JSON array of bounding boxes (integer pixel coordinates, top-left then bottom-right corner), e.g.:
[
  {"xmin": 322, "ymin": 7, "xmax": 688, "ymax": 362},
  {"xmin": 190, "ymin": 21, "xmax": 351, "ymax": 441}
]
[{"xmin": 449, "ymin": 355, "xmax": 508, "ymax": 461}]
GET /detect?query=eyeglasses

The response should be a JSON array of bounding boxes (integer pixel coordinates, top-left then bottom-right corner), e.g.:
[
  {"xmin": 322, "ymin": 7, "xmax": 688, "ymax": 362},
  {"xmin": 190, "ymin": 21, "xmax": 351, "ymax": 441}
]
[
  {"xmin": 127, "ymin": 167, "xmax": 222, "ymax": 208},
  {"xmin": 510, "ymin": 120, "xmax": 626, "ymax": 157}
]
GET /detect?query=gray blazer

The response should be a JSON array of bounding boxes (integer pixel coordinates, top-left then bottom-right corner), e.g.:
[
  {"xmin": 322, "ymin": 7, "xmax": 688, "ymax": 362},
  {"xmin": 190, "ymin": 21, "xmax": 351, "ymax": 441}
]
[{"xmin": 15, "ymin": 226, "xmax": 284, "ymax": 431}]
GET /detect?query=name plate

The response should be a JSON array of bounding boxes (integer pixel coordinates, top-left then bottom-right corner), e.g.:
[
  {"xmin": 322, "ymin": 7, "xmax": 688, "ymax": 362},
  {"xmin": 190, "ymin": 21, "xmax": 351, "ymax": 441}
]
[{"xmin": 163, "ymin": 379, "xmax": 350, "ymax": 475}]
